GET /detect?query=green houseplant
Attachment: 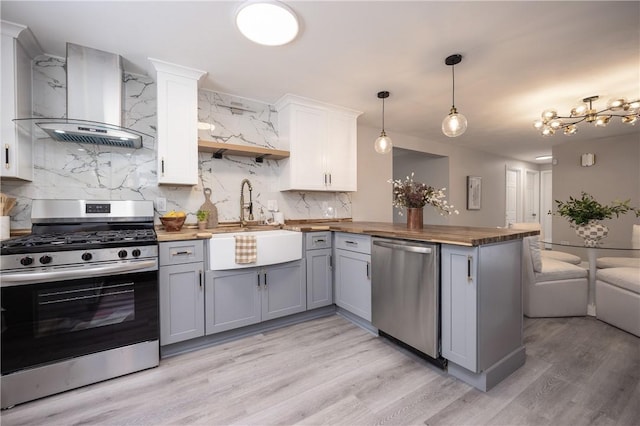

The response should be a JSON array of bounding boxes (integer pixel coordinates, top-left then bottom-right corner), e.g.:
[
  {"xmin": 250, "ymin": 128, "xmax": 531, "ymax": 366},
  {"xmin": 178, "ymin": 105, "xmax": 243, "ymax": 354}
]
[
  {"xmin": 196, "ymin": 210, "xmax": 209, "ymax": 230},
  {"xmin": 552, "ymin": 192, "xmax": 639, "ymax": 226},
  {"xmin": 552, "ymin": 192, "xmax": 639, "ymax": 247}
]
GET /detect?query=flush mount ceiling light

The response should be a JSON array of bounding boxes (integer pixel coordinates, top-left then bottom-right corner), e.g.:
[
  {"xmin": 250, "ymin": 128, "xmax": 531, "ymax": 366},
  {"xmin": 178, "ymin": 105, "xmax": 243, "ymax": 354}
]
[
  {"xmin": 235, "ymin": 1, "xmax": 299, "ymax": 46},
  {"xmin": 442, "ymin": 54, "xmax": 468, "ymax": 138},
  {"xmin": 374, "ymin": 91, "xmax": 393, "ymax": 154},
  {"xmin": 533, "ymin": 95, "xmax": 640, "ymax": 136}
]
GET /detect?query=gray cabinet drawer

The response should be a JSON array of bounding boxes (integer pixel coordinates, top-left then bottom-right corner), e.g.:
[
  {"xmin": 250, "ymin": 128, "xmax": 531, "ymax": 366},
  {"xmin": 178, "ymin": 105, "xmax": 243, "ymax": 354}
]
[
  {"xmin": 159, "ymin": 240, "xmax": 204, "ymax": 266},
  {"xmin": 334, "ymin": 232, "xmax": 371, "ymax": 255},
  {"xmin": 305, "ymin": 231, "xmax": 332, "ymax": 250}
]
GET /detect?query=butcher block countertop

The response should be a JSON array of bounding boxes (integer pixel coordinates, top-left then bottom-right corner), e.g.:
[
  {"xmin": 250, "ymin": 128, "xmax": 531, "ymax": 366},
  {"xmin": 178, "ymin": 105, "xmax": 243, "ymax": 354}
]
[{"xmin": 157, "ymin": 220, "xmax": 537, "ymax": 247}]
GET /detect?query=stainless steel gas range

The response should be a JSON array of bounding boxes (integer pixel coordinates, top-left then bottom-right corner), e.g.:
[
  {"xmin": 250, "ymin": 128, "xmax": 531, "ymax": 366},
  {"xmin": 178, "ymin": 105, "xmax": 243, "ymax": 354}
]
[{"xmin": 0, "ymin": 199, "xmax": 159, "ymax": 409}]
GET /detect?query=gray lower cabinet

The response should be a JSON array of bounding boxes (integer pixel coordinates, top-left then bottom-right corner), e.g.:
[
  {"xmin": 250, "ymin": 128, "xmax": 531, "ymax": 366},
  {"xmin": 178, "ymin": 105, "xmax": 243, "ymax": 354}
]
[
  {"xmin": 441, "ymin": 241, "xmax": 524, "ymax": 390},
  {"xmin": 159, "ymin": 240, "xmax": 205, "ymax": 346},
  {"xmin": 334, "ymin": 232, "xmax": 371, "ymax": 321},
  {"xmin": 305, "ymin": 232, "xmax": 333, "ymax": 310},
  {"xmin": 205, "ymin": 260, "xmax": 305, "ymax": 335}
]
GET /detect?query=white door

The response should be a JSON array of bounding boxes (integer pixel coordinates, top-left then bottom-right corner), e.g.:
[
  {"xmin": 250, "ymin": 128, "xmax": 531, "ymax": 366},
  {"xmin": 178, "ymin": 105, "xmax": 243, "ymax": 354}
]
[
  {"xmin": 524, "ymin": 170, "xmax": 540, "ymax": 223},
  {"xmin": 505, "ymin": 167, "xmax": 521, "ymax": 227},
  {"xmin": 540, "ymin": 170, "xmax": 553, "ymax": 245}
]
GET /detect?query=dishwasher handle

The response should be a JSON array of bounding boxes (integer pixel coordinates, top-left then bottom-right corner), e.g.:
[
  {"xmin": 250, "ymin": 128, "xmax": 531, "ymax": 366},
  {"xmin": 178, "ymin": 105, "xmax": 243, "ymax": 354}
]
[{"xmin": 373, "ymin": 240, "xmax": 432, "ymax": 254}]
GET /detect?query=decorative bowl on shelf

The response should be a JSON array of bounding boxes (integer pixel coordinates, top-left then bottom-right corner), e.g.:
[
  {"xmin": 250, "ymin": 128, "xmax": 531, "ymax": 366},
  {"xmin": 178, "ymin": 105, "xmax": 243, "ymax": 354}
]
[{"xmin": 160, "ymin": 216, "xmax": 186, "ymax": 232}]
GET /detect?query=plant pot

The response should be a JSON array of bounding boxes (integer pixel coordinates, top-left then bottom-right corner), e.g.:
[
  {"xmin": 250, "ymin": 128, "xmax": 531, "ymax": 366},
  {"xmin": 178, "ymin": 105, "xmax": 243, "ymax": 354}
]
[
  {"xmin": 575, "ymin": 220, "xmax": 609, "ymax": 247},
  {"xmin": 406, "ymin": 207, "xmax": 423, "ymax": 230},
  {"xmin": 198, "ymin": 221, "xmax": 207, "ymax": 230}
]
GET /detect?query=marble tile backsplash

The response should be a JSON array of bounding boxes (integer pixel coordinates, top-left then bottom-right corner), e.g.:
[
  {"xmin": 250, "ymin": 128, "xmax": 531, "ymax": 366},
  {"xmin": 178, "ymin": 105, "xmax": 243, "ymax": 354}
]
[{"xmin": 2, "ymin": 55, "xmax": 351, "ymax": 230}]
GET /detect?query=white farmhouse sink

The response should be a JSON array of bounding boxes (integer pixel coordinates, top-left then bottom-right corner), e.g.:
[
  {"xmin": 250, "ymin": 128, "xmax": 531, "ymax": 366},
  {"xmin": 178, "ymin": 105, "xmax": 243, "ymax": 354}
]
[{"xmin": 208, "ymin": 229, "xmax": 302, "ymax": 270}]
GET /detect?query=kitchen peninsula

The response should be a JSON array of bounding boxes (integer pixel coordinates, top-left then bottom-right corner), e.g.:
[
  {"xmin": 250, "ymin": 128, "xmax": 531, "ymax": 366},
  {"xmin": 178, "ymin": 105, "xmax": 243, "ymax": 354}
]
[{"xmin": 157, "ymin": 221, "xmax": 536, "ymax": 391}]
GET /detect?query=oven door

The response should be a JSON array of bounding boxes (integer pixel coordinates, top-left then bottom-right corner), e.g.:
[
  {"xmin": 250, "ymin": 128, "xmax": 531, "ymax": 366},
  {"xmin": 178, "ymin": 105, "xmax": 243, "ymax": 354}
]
[{"xmin": 1, "ymin": 268, "xmax": 158, "ymax": 375}]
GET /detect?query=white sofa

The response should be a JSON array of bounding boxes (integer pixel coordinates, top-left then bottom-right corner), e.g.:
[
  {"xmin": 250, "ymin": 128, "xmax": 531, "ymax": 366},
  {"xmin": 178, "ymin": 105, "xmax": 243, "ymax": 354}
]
[
  {"xmin": 522, "ymin": 236, "xmax": 589, "ymax": 317},
  {"xmin": 596, "ymin": 267, "xmax": 640, "ymax": 337},
  {"xmin": 510, "ymin": 222, "xmax": 582, "ymax": 265}
]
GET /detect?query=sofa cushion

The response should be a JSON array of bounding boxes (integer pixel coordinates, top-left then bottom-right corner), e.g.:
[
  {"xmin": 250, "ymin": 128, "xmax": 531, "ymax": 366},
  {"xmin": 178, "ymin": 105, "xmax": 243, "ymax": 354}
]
[
  {"xmin": 596, "ymin": 267, "xmax": 640, "ymax": 294},
  {"xmin": 596, "ymin": 257, "xmax": 640, "ymax": 269},
  {"xmin": 527, "ymin": 237, "xmax": 543, "ymax": 272},
  {"xmin": 541, "ymin": 250, "xmax": 582, "ymax": 265},
  {"xmin": 535, "ymin": 258, "xmax": 588, "ymax": 283}
]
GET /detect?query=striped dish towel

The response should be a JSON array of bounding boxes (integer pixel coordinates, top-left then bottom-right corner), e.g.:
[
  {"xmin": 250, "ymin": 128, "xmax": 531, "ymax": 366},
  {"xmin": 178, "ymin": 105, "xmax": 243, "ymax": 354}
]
[{"xmin": 235, "ymin": 235, "xmax": 257, "ymax": 264}]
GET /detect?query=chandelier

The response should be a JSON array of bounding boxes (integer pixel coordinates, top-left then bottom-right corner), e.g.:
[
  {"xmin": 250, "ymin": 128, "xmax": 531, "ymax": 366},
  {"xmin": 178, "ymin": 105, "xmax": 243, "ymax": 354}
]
[{"xmin": 533, "ymin": 95, "xmax": 640, "ymax": 136}]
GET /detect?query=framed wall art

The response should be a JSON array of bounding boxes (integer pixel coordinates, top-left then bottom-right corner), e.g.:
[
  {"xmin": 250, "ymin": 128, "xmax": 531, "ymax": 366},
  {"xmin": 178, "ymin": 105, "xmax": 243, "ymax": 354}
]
[{"xmin": 467, "ymin": 176, "xmax": 482, "ymax": 210}]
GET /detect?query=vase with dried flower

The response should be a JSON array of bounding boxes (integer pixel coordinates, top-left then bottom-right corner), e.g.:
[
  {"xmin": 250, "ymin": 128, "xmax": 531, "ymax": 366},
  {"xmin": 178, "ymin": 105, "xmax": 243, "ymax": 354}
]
[{"xmin": 389, "ymin": 173, "xmax": 459, "ymax": 230}]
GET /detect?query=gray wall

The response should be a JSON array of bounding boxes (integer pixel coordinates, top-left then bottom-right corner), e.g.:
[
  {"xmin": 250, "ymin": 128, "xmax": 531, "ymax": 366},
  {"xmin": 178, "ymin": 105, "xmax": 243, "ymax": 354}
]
[
  {"xmin": 552, "ymin": 134, "xmax": 640, "ymax": 247},
  {"xmin": 353, "ymin": 125, "xmax": 539, "ymax": 228}
]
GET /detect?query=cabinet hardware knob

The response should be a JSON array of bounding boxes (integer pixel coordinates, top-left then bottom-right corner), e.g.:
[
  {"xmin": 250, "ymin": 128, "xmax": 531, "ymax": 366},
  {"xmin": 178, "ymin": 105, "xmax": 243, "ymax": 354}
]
[
  {"xmin": 264, "ymin": 272, "xmax": 268, "ymax": 288},
  {"xmin": 4, "ymin": 144, "xmax": 9, "ymax": 168},
  {"xmin": 467, "ymin": 256, "xmax": 473, "ymax": 282},
  {"xmin": 199, "ymin": 270, "xmax": 202, "ymax": 289}
]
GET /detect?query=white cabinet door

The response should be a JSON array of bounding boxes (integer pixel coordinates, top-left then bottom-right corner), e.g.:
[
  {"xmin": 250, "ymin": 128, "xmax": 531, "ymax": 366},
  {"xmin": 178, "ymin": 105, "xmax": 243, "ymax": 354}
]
[
  {"xmin": 205, "ymin": 268, "xmax": 262, "ymax": 335},
  {"xmin": 441, "ymin": 245, "xmax": 478, "ymax": 372},
  {"xmin": 306, "ymin": 248, "xmax": 333, "ymax": 310},
  {"xmin": 283, "ymin": 103, "xmax": 327, "ymax": 190},
  {"xmin": 262, "ymin": 261, "xmax": 305, "ymax": 321},
  {"xmin": 149, "ymin": 59, "xmax": 206, "ymax": 186},
  {"xmin": 1, "ymin": 22, "xmax": 40, "ymax": 181},
  {"xmin": 326, "ymin": 110, "xmax": 357, "ymax": 191},
  {"xmin": 334, "ymin": 249, "xmax": 371, "ymax": 321},
  {"xmin": 159, "ymin": 262, "xmax": 205, "ymax": 345}
]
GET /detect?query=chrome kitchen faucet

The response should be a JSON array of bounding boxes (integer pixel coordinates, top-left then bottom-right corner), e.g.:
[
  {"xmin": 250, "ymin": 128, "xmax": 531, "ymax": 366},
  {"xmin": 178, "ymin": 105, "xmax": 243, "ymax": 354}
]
[{"xmin": 240, "ymin": 178, "xmax": 254, "ymax": 226}]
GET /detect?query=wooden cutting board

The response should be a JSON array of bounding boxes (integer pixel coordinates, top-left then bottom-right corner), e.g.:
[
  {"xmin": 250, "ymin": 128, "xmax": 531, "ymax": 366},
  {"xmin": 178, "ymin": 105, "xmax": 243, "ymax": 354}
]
[{"xmin": 199, "ymin": 188, "xmax": 218, "ymax": 228}]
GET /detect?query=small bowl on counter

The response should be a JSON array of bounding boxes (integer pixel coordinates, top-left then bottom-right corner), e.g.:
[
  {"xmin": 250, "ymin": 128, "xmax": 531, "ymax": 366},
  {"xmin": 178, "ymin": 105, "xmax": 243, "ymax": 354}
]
[{"xmin": 159, "ymin": 216, "xmax": 186, "ymax": 232}]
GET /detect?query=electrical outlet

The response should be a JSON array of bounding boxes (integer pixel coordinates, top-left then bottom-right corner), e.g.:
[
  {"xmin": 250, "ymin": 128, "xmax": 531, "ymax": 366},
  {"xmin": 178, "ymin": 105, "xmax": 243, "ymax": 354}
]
[
  {"xmin": 267, "ymin": 200, "xmax": 278, "ymax": 212},
  {"xmin": 155, "ymin": 197, "xmax": 167, "ymax": 212}
]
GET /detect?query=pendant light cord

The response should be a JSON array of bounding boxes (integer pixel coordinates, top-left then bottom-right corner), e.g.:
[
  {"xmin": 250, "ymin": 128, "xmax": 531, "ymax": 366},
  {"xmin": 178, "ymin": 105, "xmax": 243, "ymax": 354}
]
[
  {"xmin": 382, "ymin": 97, "xmax": 385, "ymax": 131},
  {"xmin": 451, "ymin": 64, "xmax": 456, "ymax": 108}
]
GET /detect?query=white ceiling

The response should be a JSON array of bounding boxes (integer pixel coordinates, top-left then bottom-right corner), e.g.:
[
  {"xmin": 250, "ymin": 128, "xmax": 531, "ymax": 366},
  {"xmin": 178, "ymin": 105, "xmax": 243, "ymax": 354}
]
[{"xmin": 3, "ymin": 1, "xmax": 639, "ymax": 163}]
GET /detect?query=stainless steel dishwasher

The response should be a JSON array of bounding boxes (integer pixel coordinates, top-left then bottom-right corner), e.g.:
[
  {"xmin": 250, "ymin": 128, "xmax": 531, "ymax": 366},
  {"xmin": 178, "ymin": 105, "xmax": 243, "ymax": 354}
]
[{"xmin": 372, "ymin": 238, "xmax": 441, "ymax": 361}]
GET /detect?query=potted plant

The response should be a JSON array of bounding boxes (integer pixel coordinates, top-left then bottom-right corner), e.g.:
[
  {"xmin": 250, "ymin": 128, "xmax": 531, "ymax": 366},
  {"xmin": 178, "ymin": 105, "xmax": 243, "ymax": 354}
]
[
  {"xmin": 196, "ymin": 210, "xmax": 209, "ymax": 230},
  {"xmin": 388, "ymin": 172, "xmax": 458, "ymax": 229},
  {"xmin": 551, "ymin": 192, "xmax": 639, "ymax": 246}
]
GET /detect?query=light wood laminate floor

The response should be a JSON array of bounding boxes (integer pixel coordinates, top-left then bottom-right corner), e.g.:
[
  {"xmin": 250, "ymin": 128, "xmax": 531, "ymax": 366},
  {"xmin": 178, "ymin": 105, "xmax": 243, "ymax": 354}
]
[{"xmin": 2, "ymin": 314, "xmax": 639, "ymax": 426}]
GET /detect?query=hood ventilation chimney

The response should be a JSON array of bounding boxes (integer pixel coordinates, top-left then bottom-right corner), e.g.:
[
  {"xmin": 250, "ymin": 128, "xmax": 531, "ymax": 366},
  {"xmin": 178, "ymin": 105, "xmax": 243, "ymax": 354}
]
[{"xmin": 29, "ymin": 43, "xmax": 151, "ymax": 149}]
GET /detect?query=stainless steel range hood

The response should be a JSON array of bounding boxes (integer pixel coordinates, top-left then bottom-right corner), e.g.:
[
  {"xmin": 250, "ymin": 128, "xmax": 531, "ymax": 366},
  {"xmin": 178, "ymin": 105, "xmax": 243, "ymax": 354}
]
[{"xmin": 25, "ymin": 43, "xmax": 151, "ymax": 149}]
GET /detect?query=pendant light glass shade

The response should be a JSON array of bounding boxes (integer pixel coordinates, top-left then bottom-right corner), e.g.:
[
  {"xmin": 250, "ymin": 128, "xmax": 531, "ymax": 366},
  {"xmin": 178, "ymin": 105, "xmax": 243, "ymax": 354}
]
[
  {"xmin": 375, "ymin": 131, "xmax": 392, "ymax": 154},
  {"xmin": 374, "ymin": 91, "xmax": 393, "ymax": 154},
  {"xmin": 442, "ymin": 107, "xmax": 467, "ymax": 137},
  {"xmin": 442, "ymin": 54, "xmax": 467, "ymax": 138}
]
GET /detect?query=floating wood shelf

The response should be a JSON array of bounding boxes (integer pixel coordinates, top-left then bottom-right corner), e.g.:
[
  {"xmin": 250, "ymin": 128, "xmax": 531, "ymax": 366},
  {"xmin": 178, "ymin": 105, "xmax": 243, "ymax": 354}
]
[{"xmin": 197, "ymin": 140, "xmax": 289, "ymax": 163}]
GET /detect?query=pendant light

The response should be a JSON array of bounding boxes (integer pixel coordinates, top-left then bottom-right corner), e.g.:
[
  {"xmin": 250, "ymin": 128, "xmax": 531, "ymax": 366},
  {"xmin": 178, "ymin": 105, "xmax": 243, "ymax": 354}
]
[
  {"xmin": 374, "ymin": 91, "xmax": 393, "ymax": 154},
  {"xmin": 442, "ymin": 54, "xmax": 468, "ymax": 137}
]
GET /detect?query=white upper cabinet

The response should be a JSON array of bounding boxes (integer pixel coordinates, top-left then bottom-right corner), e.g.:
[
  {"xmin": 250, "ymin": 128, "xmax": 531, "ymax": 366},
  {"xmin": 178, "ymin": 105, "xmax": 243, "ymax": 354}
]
[
  {"xmin": 275, "ymin": 94, "xmax": 361, "ymax": 192},
  {"xmin": 1, "ymin": 21, "xmax": 42, "ymax": 181},
  {"xmin": 149, "ymin": 58, "xmax": 206, "ymax": 186}
]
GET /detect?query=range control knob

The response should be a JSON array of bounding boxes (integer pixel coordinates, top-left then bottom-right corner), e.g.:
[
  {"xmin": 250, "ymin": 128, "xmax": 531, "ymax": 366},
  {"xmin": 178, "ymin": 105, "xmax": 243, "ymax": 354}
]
[
  {"xmin": 40, "ymin": 255, "xmax": 52, "ymax": 264},
  {"xmin": 118, "ymin": 250, "xmax": 128, "ymax": 259},
  {"xmin": 82, "ymin": 252, "xmax": 93, "ymax": 261},
  {"xmin": 20, "ymin": 256, "xmax": 34, "ymax": 266},
  {"xmin": 131, "ymin": 249, "xmax": 141, "ymax": 258}
]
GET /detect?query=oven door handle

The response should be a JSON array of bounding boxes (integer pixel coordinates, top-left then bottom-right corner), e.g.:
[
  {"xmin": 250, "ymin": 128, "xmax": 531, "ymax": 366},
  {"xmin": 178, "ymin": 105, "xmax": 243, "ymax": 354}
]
[{"xmin": 1, "ymin": 260, "xmax": 158, "ymax": 287}]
